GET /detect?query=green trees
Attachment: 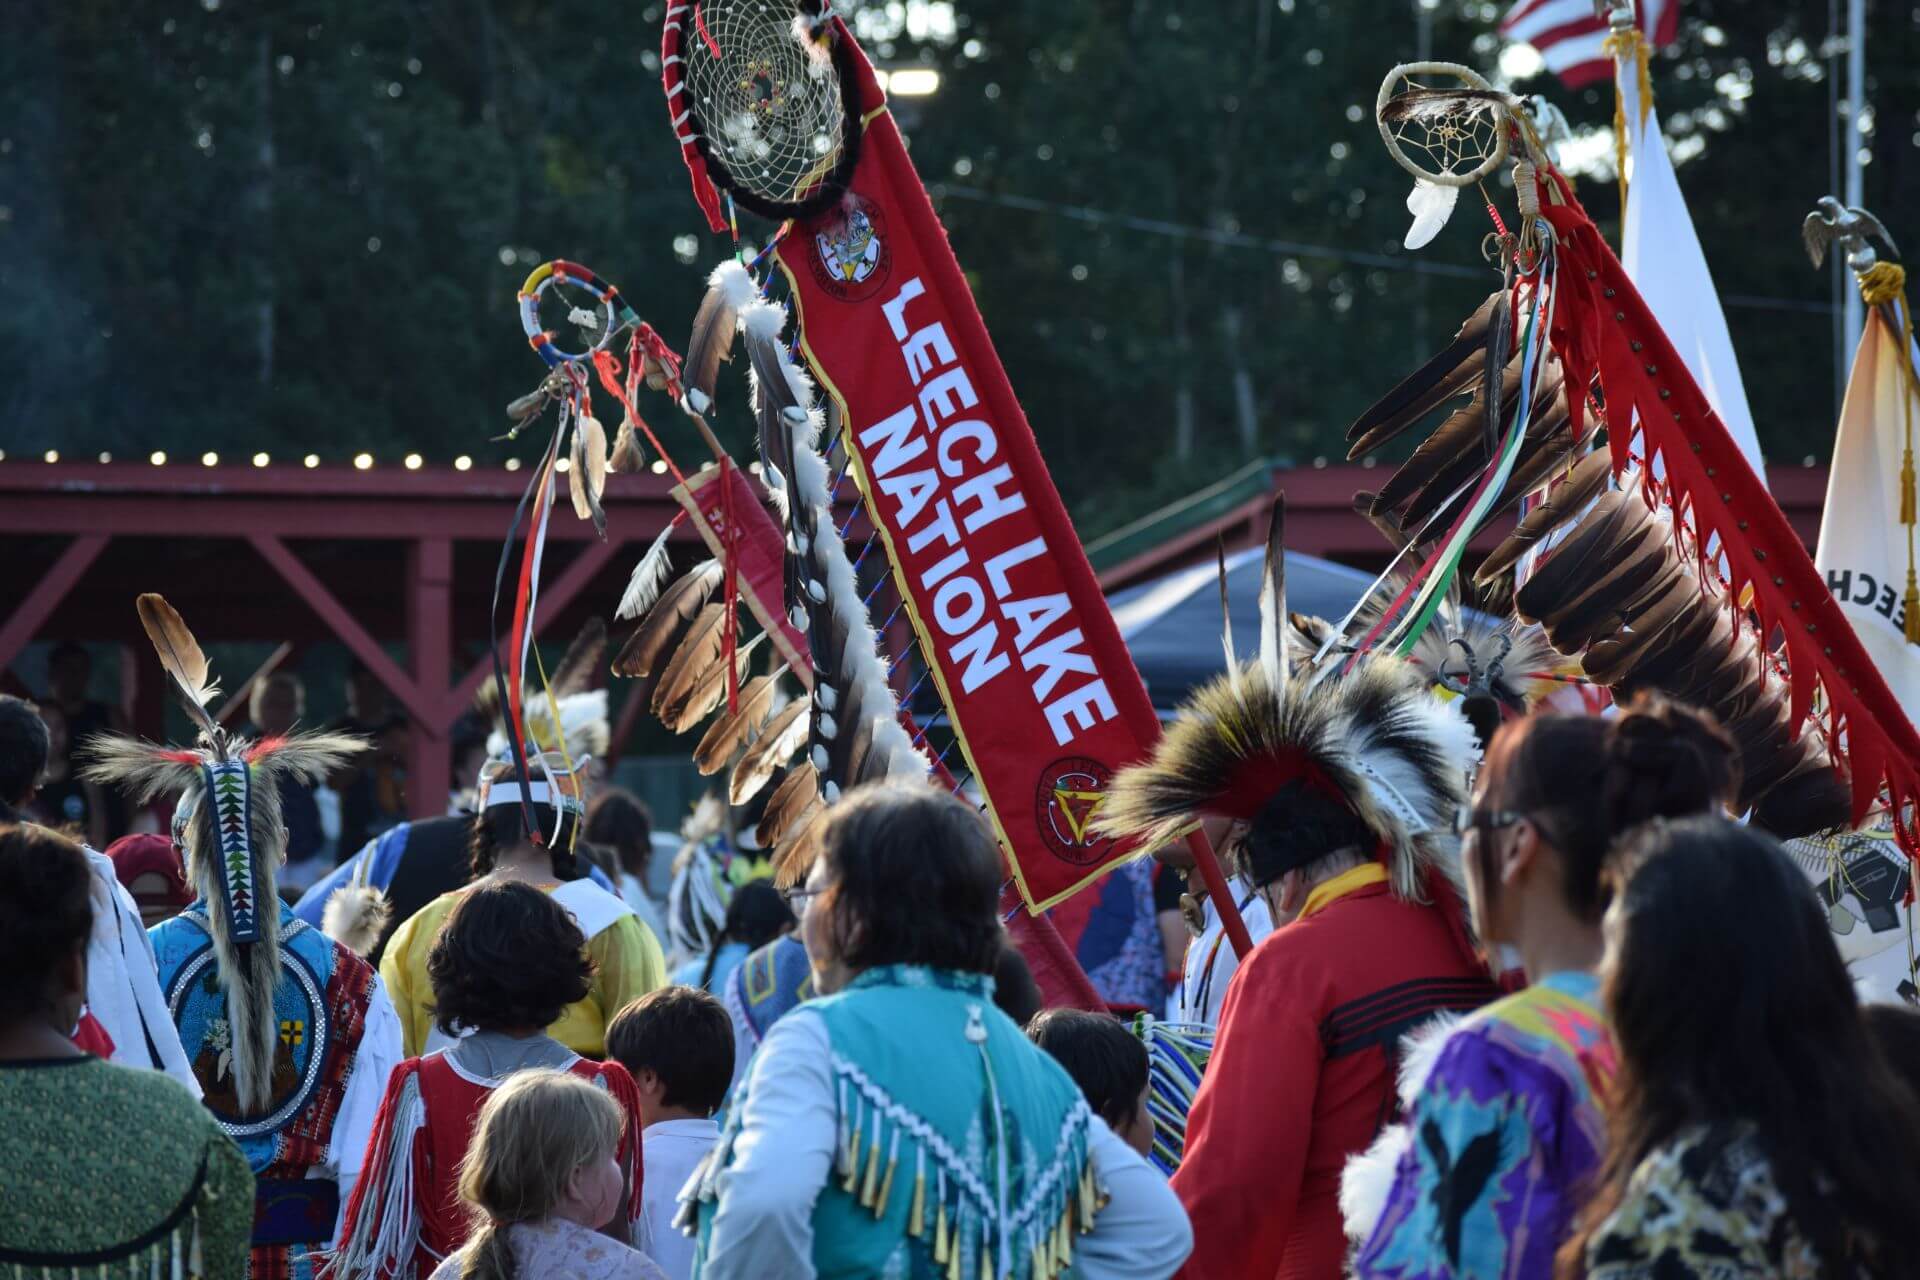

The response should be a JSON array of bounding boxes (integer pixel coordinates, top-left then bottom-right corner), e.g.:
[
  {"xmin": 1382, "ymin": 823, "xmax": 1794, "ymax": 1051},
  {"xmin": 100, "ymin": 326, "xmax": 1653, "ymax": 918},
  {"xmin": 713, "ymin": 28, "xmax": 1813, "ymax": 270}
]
[{"xmin": 1, "ymin": 1, "xmax": 1911, "ymax": 538}]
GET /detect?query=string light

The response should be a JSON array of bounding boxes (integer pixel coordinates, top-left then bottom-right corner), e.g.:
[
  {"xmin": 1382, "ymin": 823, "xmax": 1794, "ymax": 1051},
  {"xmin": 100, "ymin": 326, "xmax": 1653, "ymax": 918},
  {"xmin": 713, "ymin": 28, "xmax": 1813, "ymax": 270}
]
[
  {"xmin": 353, "ymin": 452, "xmax": 374, "ymax": 470},
  {"xmin": 98, "ymin": 452, "xmax": 112, "ymax": 463},
  {"xmin": 202, "ymin": 451, "xmax": 220, "ymax": 466},
  {"xmin": 252, "ymin": 452, "xmax": 270, "ymax": 467},
  {"xmin": 453, "ymin": 455, "xmax": 473, "ymax": 471},
  {"xmin": 649, "ymin": 458, "xmax": 669, "ymax": 475},
  {"xmin": 150, "ymin": 451, "xmax": 167, "ymax": 466},
  {"xmin": 403, "ymin": 453, "xmax": 423, "ymax": 470},
  {"xmin": 505, "ymin": 457, "xmax": 523, "ymax": 472},
  {"xmin": 555, "ymin": 457, "xmax": 572, "ymax": 473},
  {"xmin": 0, "ymin": 450, "xmax": 7, "ymax": 462},
  {"xmin": 303, "ymin": 454, "xmax": 320, "ymax": 468},
  {"xmin": 43, "ymin": 450, "xmax": 58, "ymax": 463}
]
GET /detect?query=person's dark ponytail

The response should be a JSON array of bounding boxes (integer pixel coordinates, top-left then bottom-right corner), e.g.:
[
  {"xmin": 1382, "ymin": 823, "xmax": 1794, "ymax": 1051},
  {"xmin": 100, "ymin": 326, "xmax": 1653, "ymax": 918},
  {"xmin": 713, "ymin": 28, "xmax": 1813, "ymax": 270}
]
[{"xmin": 469, "ymin": 806, "xmax": 582, "ymax": 881}]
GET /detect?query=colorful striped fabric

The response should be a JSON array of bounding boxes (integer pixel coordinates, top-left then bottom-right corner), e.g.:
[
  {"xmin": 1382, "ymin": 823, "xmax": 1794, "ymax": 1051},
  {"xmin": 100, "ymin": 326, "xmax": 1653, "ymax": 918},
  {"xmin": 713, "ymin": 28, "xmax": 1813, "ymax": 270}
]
[{"xmin": 1498, "ymin": 0, "xmax": 1679, "ymax": 89}]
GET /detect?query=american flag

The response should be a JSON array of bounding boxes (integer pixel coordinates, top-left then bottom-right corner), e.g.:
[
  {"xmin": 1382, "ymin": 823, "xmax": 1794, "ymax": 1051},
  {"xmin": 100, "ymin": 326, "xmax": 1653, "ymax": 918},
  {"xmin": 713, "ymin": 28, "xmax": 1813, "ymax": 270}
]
[{"xmin": 1499, "ymin": 0, "xmax": 1681, "ymax": 89}]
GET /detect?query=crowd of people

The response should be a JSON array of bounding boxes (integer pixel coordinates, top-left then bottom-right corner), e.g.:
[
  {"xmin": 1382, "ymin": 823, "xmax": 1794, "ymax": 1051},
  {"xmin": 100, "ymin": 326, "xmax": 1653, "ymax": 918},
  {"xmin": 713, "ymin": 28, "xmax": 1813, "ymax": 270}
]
[{"xmin": 4, "ymin": 644, "xmax": 1920, "ymax": 1280}]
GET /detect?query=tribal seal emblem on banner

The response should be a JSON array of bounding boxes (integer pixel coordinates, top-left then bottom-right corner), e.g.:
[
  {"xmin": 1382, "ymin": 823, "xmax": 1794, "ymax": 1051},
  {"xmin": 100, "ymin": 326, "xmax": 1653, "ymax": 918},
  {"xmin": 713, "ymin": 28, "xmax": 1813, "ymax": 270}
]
[
  {"xmin": 1036, "ymin": 758, "xmax": 1117, "ymax": 867},
  {"xmin": 811, "ymin": 195, "xmax": 889, "ymax": 299}
]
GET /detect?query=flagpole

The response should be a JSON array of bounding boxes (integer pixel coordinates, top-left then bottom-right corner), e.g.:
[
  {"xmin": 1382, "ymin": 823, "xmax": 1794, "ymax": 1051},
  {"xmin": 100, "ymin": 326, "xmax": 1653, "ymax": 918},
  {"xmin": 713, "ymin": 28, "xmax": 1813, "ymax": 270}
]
[{"xmin": 1843, "ymin": 0, "xmax": 1866, "ymax": 363}]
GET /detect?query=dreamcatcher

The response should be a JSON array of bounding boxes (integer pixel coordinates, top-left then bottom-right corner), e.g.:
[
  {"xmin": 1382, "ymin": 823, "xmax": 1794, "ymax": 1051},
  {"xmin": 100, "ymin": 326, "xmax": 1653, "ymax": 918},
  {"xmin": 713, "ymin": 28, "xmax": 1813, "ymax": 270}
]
[
  {"xmin": 1377, "ymin": 62, "xmax": 1513, "ymax": 251},
  {"xmin": 490, "ymin": 259, "xmax": 687, "ymax": 844},
  {"xmin": 662, "ymin": 0, "xmax": 863, "ymax": 231},
  {"xmin": 1350, "ymin": 57, "xmax": 1920, "ymax": 855},
  {"xmin": 1315, "ymin": 66, "xmax": 1564, "ymax": 677}
]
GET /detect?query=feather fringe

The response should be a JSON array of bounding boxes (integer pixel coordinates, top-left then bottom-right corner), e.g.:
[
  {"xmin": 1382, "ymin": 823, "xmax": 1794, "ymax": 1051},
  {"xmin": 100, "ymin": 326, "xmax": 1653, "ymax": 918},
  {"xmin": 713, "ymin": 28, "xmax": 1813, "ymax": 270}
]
[
  {"xmin": 729, "ymin": 697, "xmax": 810, "ymax": 805},
  {"xmin": 682, "ymin": 260, "xmax": 759, "ymax": 415},
  {"xmin": 321, "ymin": 885, "xmax": 392, "ymax": 958},
  {"xmin": 695, "ymin": 673, "xmax": 781, "ymax": 775},
  {"xmin": 617, "ymin": 524, "xmax": 680, "ymax": 621},
  {"xmin": 613, "ymin": 561, "xmax": 724, "ymax": 678}
]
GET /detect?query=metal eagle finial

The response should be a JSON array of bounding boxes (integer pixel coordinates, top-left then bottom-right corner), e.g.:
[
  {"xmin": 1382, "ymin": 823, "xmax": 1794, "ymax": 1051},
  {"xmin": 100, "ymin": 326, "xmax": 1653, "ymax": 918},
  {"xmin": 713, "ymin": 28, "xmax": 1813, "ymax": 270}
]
[{"xmin": 1803, "ymin": 196, "xmax": 1899, "ymax": 273}]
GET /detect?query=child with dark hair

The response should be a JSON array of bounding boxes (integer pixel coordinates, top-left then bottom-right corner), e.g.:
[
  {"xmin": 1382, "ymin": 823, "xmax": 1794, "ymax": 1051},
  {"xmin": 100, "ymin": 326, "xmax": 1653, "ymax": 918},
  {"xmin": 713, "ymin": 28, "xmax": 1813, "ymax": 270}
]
[
  {"xmin": 1026, "ymin": 1008, "xmax": 1155, "ymax": 1157},
  {"xmin": 671, "ymin": 881, "xmax": 794, "ymax": 993},
  {"xmin": 605, "ymin": 987, "xmax": 736, "ymax": 1280},
  {"xmin": 381, "ymin": 771, "xmax": 667, "ymax": 1058},
  {"xmin": 334, "ymin": 881, "xmax": 648, "ymax": 1279}
]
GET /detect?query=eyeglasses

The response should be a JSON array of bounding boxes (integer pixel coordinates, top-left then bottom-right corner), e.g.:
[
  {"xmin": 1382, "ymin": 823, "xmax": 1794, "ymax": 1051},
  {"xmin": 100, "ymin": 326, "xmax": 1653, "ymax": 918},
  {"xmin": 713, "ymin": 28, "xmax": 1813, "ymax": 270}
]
[
  {"xmin": 1452, "ymin": 805, "xmax": 1526, "ymax": 837},
  {"xmin": 780, "ymin": 885, "xmax": 824, "ymax": 911}
]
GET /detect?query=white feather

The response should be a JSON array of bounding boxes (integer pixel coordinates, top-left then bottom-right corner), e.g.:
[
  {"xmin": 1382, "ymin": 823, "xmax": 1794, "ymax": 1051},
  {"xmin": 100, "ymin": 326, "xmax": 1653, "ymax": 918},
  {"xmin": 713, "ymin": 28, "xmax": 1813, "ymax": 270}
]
[
  {"xmin": 780, "ymin": 361, "xmax": 925, "ymax": 783},
  {"xmin": 708, "ymin": 258, "xmax": 759, "ymax": 312},
  {"xmin": 616, "ymin": 523, "xmax": 679, "ymax": 621},
  {"xmin": 485, "ymin": 690, "xmax": 609, "ymax": 762},
  {"xmin": 1404, "ymin": 179, "xmax": 1460, "ymax": 251},
  {"xmin": 1339, "ymin": 1010, "xmax": 1466, "ymax": 1243}
]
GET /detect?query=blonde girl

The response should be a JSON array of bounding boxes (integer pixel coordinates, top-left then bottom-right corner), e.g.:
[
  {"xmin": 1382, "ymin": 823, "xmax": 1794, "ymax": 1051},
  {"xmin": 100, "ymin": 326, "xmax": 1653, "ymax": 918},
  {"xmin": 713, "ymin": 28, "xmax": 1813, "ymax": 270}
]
[{"xmin": 433, "ymin": 1070, "xmax": 668, "ymax": 1280}]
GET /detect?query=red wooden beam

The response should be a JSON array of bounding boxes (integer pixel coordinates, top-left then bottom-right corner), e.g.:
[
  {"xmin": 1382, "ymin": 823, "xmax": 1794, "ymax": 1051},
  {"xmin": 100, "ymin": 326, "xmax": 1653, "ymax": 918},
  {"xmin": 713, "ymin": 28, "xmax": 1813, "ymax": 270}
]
[
  {"xmin": 408, "ymin": 538, "xmax": 456, "ymax": 819},
  {"xmin": 247, "ymin": 532, "xmax": 441, "ymax": 726},
  {"xmin": 0, "ymin": 534, "xmax": 109, "ymax": 672},
  {"xmin": 436, "ymin": 536, "xmax": 630, "ymax": 725}
]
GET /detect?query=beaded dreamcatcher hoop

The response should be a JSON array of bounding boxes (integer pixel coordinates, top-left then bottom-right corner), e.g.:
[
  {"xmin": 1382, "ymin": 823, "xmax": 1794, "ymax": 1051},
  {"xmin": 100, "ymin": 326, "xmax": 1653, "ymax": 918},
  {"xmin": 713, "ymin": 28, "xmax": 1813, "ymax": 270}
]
[
  {"xmin": 1377, "ymin": 62, "xmax": 1515, "ymax": 251},
  {"xmin": 662, "ymin": 0, "xmax": 863, "ymax": 229}
]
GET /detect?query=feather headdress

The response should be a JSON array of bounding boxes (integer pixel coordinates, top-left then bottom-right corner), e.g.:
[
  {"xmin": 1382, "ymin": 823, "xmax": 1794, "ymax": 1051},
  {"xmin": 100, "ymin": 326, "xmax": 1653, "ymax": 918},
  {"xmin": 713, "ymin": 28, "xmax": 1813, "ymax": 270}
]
[
  {"xmin": 480, "ymin": 617, "xmax": 612, "ymax": 764},
  {"xmin": 1094, "ymin": 502, "xmax": 1479, "ymax": 905},
  {"xmin": 82, "ymin": 594, "xmax": 367, "ymax": 1114}
]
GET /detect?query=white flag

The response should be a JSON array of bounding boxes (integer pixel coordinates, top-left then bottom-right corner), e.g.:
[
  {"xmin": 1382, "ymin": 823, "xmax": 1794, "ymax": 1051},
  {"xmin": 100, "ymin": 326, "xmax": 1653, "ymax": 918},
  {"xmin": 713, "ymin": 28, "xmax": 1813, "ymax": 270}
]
[
  {"xmin": 1815, "ymin": 305, "xmax": 1920, "ymax": 731},
  {"xmin": 1617, "ymin": 59, "xmax": 1768, "ymax": 479}
]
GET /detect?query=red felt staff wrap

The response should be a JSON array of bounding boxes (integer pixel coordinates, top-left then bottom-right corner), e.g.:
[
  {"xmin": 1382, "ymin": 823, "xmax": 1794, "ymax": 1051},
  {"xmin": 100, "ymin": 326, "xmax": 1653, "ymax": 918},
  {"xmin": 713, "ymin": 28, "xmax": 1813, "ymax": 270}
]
[
  {"xmin": 770, "ymin": 27, "xmax": 1201, "ymax": 913},
  {"xmin": 1536, "ymin": 170, "xmax": 1920, "ymax": 855},
  {"xmin": 674, "ymin": 465, "xmax": 811, "ymax": 678}
]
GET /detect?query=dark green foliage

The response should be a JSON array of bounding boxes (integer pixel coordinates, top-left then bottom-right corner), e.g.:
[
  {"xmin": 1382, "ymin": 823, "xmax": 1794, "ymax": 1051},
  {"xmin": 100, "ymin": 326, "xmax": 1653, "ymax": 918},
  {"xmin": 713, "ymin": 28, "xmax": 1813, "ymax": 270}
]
[{"xmin": 0, "ymin": 1, "xmax": 1913, "ymax": 541}]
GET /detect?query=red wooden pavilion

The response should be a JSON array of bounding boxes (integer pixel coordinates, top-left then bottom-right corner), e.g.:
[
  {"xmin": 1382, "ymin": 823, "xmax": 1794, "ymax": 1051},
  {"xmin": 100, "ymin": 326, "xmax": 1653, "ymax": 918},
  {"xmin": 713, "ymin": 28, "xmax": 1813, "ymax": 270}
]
[{"xmin": 0, "ymin": 455, "xmax": 1832, "ymax": 819}]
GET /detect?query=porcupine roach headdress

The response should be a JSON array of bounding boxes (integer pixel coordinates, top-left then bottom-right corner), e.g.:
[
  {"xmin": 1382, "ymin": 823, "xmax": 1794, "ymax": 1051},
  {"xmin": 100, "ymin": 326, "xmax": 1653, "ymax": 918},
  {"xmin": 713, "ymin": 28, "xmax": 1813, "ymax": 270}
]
[
  {"xmin": 1094, "ymin": 502, "xmax": 1480, "ymax": 906},
  {"xmin": 472, "ymin": 615, "xmax": 606, "ymax": 854},
  {"xmin": 83, "ymin": 595, "xmax": 365, "ymax": 1114},
  {"xmin": 477, "ymin": 616, "xmax": 613, "ymax": 765}
]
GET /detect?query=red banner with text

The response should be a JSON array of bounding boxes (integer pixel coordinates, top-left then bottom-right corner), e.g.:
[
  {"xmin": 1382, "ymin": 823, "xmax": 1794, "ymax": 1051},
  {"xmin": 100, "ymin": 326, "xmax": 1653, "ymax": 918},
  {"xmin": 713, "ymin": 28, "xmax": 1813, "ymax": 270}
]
[{"xmin": 774, "ymin": 31, "xmax": 1164, "ymax": 911}]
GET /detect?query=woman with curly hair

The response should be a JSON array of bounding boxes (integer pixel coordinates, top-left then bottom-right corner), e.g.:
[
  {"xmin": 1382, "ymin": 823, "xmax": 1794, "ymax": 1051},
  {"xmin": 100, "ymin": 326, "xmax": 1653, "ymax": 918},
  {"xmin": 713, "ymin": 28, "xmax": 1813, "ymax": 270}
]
[
  {"xmin": 379, "ymin": 758, "xmax": 667, "ymax": 1058},
  {"xmin": 332, "ymin": 881, "xmax": 648, "ymax": 1279}
]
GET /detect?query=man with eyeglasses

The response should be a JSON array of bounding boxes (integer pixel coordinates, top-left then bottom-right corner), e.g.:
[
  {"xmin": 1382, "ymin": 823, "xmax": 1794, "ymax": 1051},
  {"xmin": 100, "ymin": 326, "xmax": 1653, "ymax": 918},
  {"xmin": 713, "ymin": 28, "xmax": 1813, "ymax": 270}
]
[{"xmin": 1096, "ymin": 661, "xmax": 1504, "ymax": 1279}]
